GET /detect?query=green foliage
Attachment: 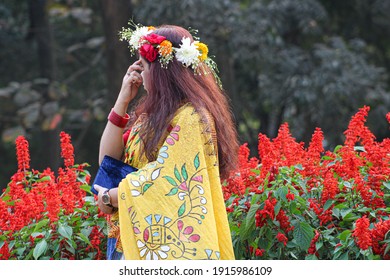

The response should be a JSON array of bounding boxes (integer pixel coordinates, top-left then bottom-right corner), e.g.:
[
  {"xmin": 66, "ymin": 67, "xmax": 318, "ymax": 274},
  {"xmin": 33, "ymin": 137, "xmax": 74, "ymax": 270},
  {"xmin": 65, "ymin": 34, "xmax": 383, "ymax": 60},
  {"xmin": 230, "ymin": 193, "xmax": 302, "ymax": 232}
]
[
  {"xmin": 1, "ymin": 197, "xmax": 106, "ymax": 260},
  {"xmin": 227, "ymin": 165, "xmax": 390, "ymax": 260},
  {"xmin": 225, "ymin": 108, "xmax": 390, "ymax": 259},
  {"xmin": 0, "ymin": 133, "xmax": 107, "ymax": 259}
]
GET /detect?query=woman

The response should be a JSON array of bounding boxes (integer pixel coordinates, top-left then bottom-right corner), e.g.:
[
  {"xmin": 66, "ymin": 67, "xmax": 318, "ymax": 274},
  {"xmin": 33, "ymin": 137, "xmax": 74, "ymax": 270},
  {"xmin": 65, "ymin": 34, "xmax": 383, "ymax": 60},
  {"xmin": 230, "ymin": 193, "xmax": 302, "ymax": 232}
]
[{"xmin": 94, "ymin": 23, "xmax": 239, "ymax": 260}]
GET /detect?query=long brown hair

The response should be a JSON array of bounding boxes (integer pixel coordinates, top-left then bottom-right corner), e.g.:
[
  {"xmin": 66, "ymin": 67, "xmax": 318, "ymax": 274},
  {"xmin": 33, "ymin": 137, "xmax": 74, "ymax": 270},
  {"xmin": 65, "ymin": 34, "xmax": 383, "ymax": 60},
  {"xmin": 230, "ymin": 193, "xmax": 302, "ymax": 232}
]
[{"xmin": 134, "ymin": 25, "xmax": 239, "ymax": 179}]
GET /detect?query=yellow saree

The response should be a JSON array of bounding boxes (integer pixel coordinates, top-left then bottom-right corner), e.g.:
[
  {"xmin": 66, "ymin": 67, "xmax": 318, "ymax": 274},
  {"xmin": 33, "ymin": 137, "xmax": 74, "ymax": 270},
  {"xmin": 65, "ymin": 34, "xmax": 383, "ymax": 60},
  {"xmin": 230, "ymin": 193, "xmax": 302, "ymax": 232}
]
[{"xmin": 117, "ymin": 103, "xmax": 234, "ymax": 260}]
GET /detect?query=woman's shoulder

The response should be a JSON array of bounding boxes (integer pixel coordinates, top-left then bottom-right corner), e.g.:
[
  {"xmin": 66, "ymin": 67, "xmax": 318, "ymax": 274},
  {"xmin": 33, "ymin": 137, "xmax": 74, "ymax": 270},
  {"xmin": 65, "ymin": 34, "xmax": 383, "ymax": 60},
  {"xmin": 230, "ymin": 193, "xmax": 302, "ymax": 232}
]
[
  {"xmin": 173, "ymin": 102, "xmax": 197, "ymax": 121},
  {"xmin": 172, "ymin": 103, "xmax": 215, "ymax": 131},
  {"xmin": 174, "ymin": 102, "xmax": 212, "ymax": 118}
]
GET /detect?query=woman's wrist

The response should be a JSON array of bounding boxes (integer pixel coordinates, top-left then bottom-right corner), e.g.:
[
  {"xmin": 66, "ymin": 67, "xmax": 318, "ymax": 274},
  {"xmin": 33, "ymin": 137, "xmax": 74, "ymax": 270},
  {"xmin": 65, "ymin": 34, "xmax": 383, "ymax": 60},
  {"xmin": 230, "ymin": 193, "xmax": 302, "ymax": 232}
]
[
  {"xmin": 108, "ymin": 108, "xmax": 130, "ymax": 128},
  {"xmin": 113, "ymin": 97, "xmax": 129, "ymax": 114}
]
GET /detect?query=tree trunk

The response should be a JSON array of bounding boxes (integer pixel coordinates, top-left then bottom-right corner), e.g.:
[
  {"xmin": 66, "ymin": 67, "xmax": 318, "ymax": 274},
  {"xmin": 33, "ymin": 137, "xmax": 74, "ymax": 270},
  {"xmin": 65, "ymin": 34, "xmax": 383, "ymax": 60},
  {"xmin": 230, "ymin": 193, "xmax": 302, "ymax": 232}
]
[
  {"xmin": 100, "ymin": 0, "xmax": 133, "ymax": 107},
  {"xmin": 28, "ymin": 0, "xmax": 60, "ymax": 171}
]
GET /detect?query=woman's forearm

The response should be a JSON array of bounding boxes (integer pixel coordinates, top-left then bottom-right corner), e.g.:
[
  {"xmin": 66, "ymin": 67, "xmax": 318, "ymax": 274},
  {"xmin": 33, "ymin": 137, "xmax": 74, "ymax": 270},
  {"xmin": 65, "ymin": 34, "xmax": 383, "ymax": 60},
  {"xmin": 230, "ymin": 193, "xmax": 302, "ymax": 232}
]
[
  {"xmin": 99, "ymin": 59, "xmax": 143, "ymax": 164},
  {"xmin": 98, "ymin": 99, "xmax": 129, "ymax": 163}
]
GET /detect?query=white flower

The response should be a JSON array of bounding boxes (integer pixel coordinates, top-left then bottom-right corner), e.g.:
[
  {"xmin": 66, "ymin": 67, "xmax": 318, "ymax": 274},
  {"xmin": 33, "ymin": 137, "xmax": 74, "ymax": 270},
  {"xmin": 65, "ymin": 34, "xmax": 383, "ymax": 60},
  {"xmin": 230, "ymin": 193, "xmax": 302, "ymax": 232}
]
[
  {"xmin": 129, "ymin": 26, "xmax": 152, "ymax": 50},
  {"xmin": 174, "ymin": 37, "xmax": 200, "ymax": 68},
  {"xmin": 137, "ymin": 240, "xmax": 170, "ymax": 260}
]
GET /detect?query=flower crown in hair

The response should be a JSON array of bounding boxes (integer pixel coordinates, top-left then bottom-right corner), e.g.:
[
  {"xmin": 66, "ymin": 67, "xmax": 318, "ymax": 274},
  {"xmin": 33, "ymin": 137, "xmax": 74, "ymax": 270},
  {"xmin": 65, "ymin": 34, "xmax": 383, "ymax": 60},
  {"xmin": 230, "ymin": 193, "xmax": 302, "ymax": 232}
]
[{"xmin": 119, "ymin": 21, "xmax": 222, "ymax": 88}]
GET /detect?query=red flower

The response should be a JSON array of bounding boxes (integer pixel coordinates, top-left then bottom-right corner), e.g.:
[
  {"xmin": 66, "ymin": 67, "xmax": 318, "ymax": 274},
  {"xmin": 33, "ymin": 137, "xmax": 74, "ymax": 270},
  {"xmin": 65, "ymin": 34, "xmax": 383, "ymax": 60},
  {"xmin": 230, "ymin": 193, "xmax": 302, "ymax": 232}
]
[
  {"xmin": 140, "ymin": 44, "xmax": 158, "ymax": 62},
  {"xmin": 321, "ymin": 171, "xmax": 338, "ymax": 203},
  {"xmin": 307, "ymin": 128, "xmax": 324, "ymax": 161},
  {"xmin": 344, "ymin": 106, "xmax": 374, "ymax": 148},
  {"xmin": 371, "ymin": 219, "xmax": 390, "ymax": 259},
  {"xmin": 286, "ymin": 190, "xmax": 295, "ymax": 201},
  {"xmin": 255, "ymin": 248, "xmax": 265, "ymax": 256},
  {"xmin": 15, "ymin": 135, "xmax": 30, "ymax": 171},
  {"xmin": 255, "ymin": 197, "xmax": 277, "ymax": 227},
  {"xmin": 352, "ymin": 216, "xmax": 372, "ymax": 250},
  {"xmin": 276, "ymin": 209, "xmax": 293, "ymax": 233},
  {"xmin": 144, "ymin": 34, "xmax": 166, "ymax": 45},
  {"xmin": 60, "ymin": 131, "xmax": 74, "ymax": 167},
  {"xmin": 308, "ymin": 230, "xmax": 320, "ymax": 255},
  {"xmin": 276, "ymin": 232, "xmax": 288, "ymax": 246},
  {"xmin": 0, "ymin": 241, "xmax": 10, "ymax": 260}
]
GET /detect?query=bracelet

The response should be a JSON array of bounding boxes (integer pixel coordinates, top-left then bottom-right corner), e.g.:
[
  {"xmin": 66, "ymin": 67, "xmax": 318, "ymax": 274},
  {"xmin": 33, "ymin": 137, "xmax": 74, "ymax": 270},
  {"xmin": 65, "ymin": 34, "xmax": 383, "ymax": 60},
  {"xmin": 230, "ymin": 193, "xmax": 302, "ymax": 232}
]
[{"xmin": 108, "ymin": 108, "xmax": 130, "ymax": 128}]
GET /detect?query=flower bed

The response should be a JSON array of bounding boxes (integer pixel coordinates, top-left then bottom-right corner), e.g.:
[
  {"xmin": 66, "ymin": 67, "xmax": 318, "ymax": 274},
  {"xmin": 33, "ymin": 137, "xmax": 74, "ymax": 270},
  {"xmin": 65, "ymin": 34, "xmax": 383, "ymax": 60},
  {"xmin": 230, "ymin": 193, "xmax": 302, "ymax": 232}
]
[
  {"xmin": 224, "ymin": 106, "xmax": 390, "ymax": 259},
  {"xmin": 1, "ymin": 106, "xmax": 389, "ymax": 260},
  {"xmin": 0, "ymin": 132, "xmax": 106, "ymax": 260}
]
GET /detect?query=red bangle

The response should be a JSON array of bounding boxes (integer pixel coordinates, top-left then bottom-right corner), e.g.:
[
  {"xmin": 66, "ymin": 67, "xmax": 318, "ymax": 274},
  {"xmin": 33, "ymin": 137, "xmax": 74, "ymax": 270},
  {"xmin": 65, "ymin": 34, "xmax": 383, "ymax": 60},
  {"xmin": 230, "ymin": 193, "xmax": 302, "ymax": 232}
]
[{"xmin": 108, "ymin": 108, "xmax": 130, "ymax": 128}]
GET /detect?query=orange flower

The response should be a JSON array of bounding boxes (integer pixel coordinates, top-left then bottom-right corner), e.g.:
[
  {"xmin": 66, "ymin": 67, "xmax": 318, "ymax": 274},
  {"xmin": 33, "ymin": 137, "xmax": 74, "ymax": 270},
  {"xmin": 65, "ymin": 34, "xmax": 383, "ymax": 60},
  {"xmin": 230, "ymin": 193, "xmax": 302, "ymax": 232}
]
[
  {"xmin": 147, "ymin": 26, "xmax": 156, "ymax": 31},
  {"xmin": 159, "ymin": 40, "xmax": 173, "ymax": 56}
]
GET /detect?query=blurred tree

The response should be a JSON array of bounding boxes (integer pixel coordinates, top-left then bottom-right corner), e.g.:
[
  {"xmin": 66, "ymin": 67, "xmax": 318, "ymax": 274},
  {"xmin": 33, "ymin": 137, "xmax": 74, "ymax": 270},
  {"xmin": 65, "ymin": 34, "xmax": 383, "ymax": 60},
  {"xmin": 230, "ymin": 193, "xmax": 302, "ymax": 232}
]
[
  {"xmin": 100, "ymin": 0, "xmax": 133, "ymax": 106},
  {"xmin": 231, "ymin": 0, "xmax": 389, "ymax": 151},
  {"xmin": 0, "ymin": 0, "xmax": 108, "ymax": 188},
  {"xmin": 27, "ymin": 0, "xmax": 61, "ymax": 171},
  {"xmin": 319, "ymin": 0, "xmax": 390, "ymax": 140}
]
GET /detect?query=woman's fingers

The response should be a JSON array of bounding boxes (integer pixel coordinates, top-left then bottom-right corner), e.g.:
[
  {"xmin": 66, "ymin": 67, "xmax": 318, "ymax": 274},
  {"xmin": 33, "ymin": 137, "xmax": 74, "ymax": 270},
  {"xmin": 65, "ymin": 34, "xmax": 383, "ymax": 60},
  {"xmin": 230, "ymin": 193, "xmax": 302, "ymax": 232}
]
[
  {"xmin": 127, "ymin": 71, "xmax": 143, "ymax": 84},
  {"xmin": 127, "ymin": 59, "xmax": 143, "ymax": 73},
  {"xmin": 93, "ymin": 184, "xmax": 107, "ymax": 194}
]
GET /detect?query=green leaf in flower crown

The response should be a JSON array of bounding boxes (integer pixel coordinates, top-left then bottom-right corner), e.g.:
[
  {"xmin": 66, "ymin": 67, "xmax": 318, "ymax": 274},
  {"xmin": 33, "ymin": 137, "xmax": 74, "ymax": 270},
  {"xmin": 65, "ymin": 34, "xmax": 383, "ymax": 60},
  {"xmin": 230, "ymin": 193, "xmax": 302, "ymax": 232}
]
[
  {"xmin": 194, "ymin": 153, "xmax": 200, "ymax": 170},
  {"xmin": 174, "ymin": 165, "xmax": 182, "ymax": 181},
  {"xmin": 292, "ymin": 221, "xmax": 314, "ymax": 251},
  {"xmin": 33, "ymin": 239, "xmax": 48, "ymax": 260},
  {"xmin": 58, "ymin": 223, "xmax": 73, "ymax": 240},
  {"xmin": 181, "ymin": 163, "xmax": 188, "ymax": 181}
]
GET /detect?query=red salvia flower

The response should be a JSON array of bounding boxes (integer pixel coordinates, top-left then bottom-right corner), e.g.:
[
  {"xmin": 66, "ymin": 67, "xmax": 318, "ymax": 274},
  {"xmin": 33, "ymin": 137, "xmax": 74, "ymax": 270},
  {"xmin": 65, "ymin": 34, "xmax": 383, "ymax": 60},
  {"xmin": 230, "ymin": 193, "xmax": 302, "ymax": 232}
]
[
  {"xmin": 308, "ymin": 230, "xmax": 320, "ymax": 255},
  {"xmin": 255, "ymin": 197, "xmax": 277, "ymax": 227},
  {"xmin": 371, "ymin": 219, "xmax": 390, "ymax": 259},
  {"xmin": 344, "ymin": 106, "xmax": 370, "ymax": 148},
  {"xmin": 286, "ymin": 190, "xmax": 295, "ymax": 201},
  {"xmin": 307, "ymin": 128, "xmax": 324, "ymax": 161},
  {"xmin": 60, "ymin": 131, "xmax": 75, "ymax": 167},
  {"xmin": 321, "ymin": 171, "xmax": 338, "ymax": 204},
  {"xmin": 0, "ymin": 241, "xmax": 10, "ymax": 260},
  {"xmin": 276, "ymin": 232, "xmax": 288, "ymax": 246},
  {"xmin": 15, "ymin": 135, "xmax": 30, "ymax": 171},
  {"xmin": 255, "ymin": 248, "xmax": 265, "ymax": 257},
  {"xmin": 352, "ymin": 216, "xmax": 372, "ymax": 250},
  {"xmin": 276, "ymin": 209, "xmax": 294, "ymax": 233}
]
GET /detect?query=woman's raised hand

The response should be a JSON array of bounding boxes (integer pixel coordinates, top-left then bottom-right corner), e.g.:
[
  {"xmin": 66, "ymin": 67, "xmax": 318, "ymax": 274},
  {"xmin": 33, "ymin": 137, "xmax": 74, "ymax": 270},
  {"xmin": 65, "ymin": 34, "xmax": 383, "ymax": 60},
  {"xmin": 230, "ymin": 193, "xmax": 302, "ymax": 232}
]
[{"xmin": 117, "ymin": 59, "xmax": 144, "ymax": 104}]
